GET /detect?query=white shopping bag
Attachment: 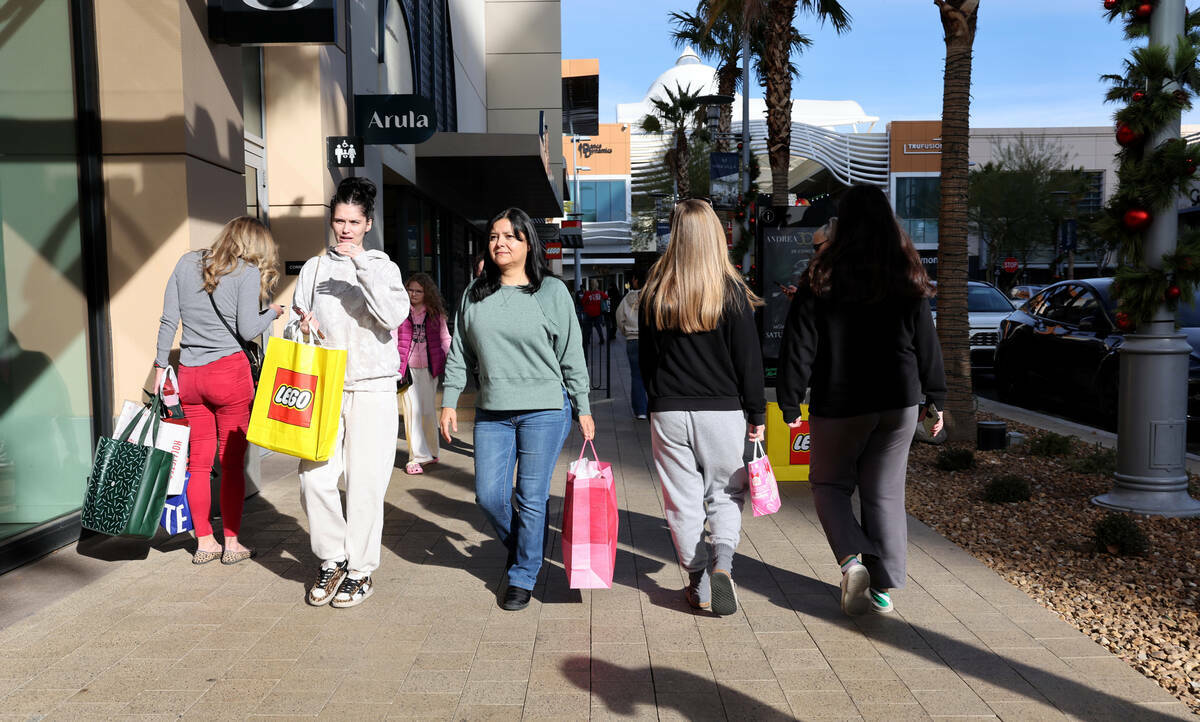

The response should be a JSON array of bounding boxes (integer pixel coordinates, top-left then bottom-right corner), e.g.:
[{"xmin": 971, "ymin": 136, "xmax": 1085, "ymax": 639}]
[{"xmin": 116, "ymin": 399, "xmax": 190, "ymax": 495}]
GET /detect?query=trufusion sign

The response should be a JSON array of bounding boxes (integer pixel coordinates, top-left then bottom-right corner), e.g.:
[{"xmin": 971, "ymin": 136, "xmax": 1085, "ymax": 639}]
[
  {"xmin": 354, "ymin": 95, "xmax": 437, "ymax": 145},
  {"xmin": 207, "ymin": 0, "xmax": 337, "ymax": 45}
]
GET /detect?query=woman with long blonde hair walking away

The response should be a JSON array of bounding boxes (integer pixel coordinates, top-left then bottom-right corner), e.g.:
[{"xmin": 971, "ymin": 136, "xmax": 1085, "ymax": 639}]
[
  {"xmin": 639, "ymin": 199, "xmax": 765, "ymax": 615},
  {"xmin": 155, "ymin": 216, "xmax": 283, "ymax": 565}
]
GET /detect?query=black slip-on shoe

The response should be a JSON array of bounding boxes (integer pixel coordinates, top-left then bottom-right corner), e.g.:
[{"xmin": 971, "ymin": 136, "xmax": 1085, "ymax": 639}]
[{"xmin": 501, "ymin": 585, "xmax": 532, "ymax": 611}]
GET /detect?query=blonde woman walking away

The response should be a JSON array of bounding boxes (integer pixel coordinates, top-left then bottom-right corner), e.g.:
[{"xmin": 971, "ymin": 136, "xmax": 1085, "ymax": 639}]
[
  {"xmin": 397, "ymin": 273, "xmax": 452, "ymax": 474},
  {"xmin": 155, "ymin": 216, "xmax": 283, "ymax": 565},
  {"xmin": 639, "ymin": 199, "xmax": 765, "ymax": 616}
]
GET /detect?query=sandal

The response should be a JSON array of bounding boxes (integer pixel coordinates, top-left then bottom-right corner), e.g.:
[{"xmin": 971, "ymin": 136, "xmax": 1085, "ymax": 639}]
[
  {"xmin": 405, "ymin": 462, "xmax": 424, "ymax": 475},
  {"xmin": 221, "ymin": 548, "xmax": 256, "ymax": 565},
  {"xmin": 192, "ymin": 548, "xmax": 220, "ymax": 565}
]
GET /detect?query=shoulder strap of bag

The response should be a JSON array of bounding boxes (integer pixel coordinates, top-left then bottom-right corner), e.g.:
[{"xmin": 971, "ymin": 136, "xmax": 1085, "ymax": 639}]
[{"xmin": 208, "ymin": 290, "xmax": 257, "ymax": 367}]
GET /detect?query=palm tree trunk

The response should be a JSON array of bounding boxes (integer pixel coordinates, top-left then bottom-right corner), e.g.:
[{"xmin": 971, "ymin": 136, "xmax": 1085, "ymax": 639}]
[
  {"xmin": 716, "ymin": 64, "xmax": 739, "ymax": 152},
  {"xmin": 935, "ymin": 0, "xmax": 979, "ymax": 443},
  {"xmin": 675, "ymin": 128, "xmax": 691, "ymax": 198},
  {"xmin": 764, "ymin": 0, "xmax": 796, "ymax": 205}
]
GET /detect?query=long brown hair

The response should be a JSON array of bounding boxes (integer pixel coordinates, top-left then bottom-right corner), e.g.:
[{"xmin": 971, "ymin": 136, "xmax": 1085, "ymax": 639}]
[
  {"xmin": 407, "ymin": 272, "xmax": 446, "ymax": 320},
  {"xmin": 202, "ymin": 216, "xmax": 279, "ymax": 304},
  {"xmin": 799, "ymin": 184, "xmax": 933, "ymax": 303},
  {"xmin": 641, "ymin": 199, "xmax": 761, "ymax": 333}
]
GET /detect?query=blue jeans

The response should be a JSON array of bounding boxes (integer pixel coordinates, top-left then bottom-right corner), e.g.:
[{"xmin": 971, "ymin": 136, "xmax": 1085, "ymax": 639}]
[
  {"xmin": 582, "ymin": 315, "xmax": 606, "ymax": 344},
  {"xmin": 626, "ymin": 339, "xmax": 647, "ymax": 417},
  {"xmin": 473, "ymin": 389, "xmax": 573, "ymax": 590}
]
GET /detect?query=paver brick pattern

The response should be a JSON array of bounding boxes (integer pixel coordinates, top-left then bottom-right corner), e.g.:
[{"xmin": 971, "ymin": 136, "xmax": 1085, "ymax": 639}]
[{"xmin": 0, "ymin": 339, "xmax": 1193, "ymax": 720}]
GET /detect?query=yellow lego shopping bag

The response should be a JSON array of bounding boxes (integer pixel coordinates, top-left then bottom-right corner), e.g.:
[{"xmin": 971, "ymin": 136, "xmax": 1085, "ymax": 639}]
[
  {"xmin": 247, "ymin": 336, "xmax": 346, "ymax": 461},
  {"xmin": 765, "ymin": 402, "xmax": 810, "ymax": 481}
]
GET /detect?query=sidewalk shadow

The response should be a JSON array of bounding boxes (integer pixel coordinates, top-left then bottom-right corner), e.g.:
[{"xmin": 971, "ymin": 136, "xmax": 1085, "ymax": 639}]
[
  {"xmin": 575, "ymin": 647, "xmax": 1182, "ymax": 721},
  {"xmin": 383, "ymin": 492, "xmax": 505, "ymax": 591}
]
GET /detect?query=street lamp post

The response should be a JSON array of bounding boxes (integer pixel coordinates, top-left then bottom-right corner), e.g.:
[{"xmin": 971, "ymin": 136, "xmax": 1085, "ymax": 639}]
[
  {"xmin": 1093, "ymin": 0, "xmax": 1200, "ymax": 517},
  {"xmin": 570, "ymin": 135, "xmax": 591, "ymax": 293}
]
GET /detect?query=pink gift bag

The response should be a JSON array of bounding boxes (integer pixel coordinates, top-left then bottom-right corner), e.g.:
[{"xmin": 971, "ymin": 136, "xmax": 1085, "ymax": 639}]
[
  {"xmin": 748, "ymin": 441, "xmax": 781, "ymax": 517},
  {"xmin": 561, "ymin": 440, "xmax": 618, "ymax": 589}
]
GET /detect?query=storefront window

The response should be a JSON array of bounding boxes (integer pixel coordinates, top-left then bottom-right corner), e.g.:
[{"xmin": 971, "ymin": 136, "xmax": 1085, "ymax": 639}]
[
  {"xmin": 895, "ymin": 176, "xmax": 940, "ymax": 246},
  {"xmin": 578, "ymin": 180, "xmax": 627, "ymax": 222},
  {"xmin": 0, "ymin": 1, "xmax": 94, "ymax": 541}
]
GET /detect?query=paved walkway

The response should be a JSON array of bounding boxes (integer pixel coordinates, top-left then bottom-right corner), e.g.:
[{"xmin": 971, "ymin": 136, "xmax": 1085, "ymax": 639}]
[{"xmin": 0, "ymin": 339, "xmax": 1193, "ymax": 720}]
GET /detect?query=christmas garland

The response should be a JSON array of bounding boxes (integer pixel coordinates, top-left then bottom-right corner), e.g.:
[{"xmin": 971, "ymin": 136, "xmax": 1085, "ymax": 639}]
[{"xmin": 1100, "ymin": 0, "xmax": 1200, "ymax": 328}]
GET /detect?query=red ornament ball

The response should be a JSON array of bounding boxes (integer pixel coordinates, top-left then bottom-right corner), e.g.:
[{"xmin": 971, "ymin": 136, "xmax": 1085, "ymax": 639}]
[
  {"xmin": 1186, "ymin": 158, "xmax": 1198, "ymax": 175},
  {"xmin": 1167, "ymin": 285, "xmax": 1182, "ymax": 301},
  {"xmin": 1115, "ymin": 312, "xmax": 1135, "ymax": 331},
  {"xmin": 1116, "ymin": 124, "xmax": 1142, "ymax": 146},
  {"xmin": 1123, "ymin": 207, "xmax": 1153, "ymax": 230},
  {"xmin": 1135, "ymin": 2, "xmax": 1155, "ymax": 19},
  {"xmin": 1131, "ymin": 90, "xmax": 1146, "ymax": 102},
  {"xmin": 1174, "ymin": 89, "xmax": 1190, "ymax": 103},
  {"xmin": 1104, "ymin": 0, "xmax": 1118, "ymax": 8}
]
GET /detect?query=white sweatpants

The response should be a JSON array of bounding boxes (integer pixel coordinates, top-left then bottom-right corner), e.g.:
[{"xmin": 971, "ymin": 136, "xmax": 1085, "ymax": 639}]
[
  {"xmin": 400, "ymin": 367, "xmax": 439, "ymax": 464},
  {"xmin": 299, "ymin": 389, "xmax": 398, "ymax": 575}
]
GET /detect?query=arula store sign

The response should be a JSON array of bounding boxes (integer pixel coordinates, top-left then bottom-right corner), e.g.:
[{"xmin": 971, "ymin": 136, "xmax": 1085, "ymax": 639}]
[{"xmin": 354, "ymin": 95, "xmax": 438, "ymax": 145}]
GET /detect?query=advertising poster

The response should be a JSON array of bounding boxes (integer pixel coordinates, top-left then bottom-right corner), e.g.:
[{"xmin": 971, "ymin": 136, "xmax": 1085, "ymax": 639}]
[
  {"xmin": 709, "ymin": 152, "xmax": 739, "ymax": 209},
  {"xmin": 761, "ymin": 227, "xmax": 817, "ymax": 360}
]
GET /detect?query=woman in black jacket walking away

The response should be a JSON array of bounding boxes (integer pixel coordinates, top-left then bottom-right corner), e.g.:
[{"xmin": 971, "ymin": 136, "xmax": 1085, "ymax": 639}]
[
  {"xmin": 777, "ymin": 184, "xmax": 945, "ymax": 617},
  {"xmin": 640, "ymin": 199, "xmax": 765, "ymax": 616}
]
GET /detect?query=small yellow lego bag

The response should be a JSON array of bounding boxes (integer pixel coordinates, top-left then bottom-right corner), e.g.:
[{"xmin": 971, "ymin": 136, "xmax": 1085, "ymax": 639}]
[{"xmin": 764, "ymin": 402, "xmax": 810, "ymax": 482}]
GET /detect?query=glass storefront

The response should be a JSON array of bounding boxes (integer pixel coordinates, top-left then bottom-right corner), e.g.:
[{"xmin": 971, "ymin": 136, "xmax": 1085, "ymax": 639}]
[
  {"xmin": 0, "ymin": 1, "xmax": 95, "ymax": 542},
  {"xmin": 895, "ymin": 175, "xmax": 940, "ymax": 246}
]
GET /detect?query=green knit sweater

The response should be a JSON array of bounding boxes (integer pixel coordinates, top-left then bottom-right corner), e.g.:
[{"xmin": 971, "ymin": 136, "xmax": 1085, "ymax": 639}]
[{"xmin": 442, "ymin": 277, "xmax": 591, "ymax": 416}]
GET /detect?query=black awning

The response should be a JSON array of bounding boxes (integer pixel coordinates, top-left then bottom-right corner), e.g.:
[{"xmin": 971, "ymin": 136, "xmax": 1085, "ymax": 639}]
[{"xmin": 416, "ymin": 133, "xmax": 561, "ymax": 221}]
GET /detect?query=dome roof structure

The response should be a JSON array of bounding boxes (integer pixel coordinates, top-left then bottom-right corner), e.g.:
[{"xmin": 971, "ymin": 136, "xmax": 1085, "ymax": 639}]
[{"xmin": 641, "ymin": 47, "xmax": 718, "ymax": 103}]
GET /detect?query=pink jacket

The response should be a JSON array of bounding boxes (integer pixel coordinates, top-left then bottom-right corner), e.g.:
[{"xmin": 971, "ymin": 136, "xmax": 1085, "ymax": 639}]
[{"xmin": 397, "ymin": 310, "xmax": 450, "ymax": 378}]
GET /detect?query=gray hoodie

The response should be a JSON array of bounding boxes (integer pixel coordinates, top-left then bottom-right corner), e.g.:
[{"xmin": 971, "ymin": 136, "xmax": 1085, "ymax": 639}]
[{"xmin": 287, "ymin": 247, "xmax": 409, "ymax": 392}]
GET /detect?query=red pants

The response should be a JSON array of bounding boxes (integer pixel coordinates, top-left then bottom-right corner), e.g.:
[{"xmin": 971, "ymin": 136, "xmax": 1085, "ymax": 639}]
[{"xmin": 178, "ymin": 352, "xmax": 254, "ymax": 537}]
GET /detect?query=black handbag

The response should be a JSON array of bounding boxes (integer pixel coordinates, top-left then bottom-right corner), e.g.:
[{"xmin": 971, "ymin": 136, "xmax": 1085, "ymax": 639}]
[{"xmin": 208, "ymin": 292, "xmax": 264, "ymax": 384}]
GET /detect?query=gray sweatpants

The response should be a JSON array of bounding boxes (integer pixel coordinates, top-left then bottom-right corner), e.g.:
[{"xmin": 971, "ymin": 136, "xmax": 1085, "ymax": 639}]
[
  {"xmin": 809, "ymin": 406, "xmax": 918, "ymax": 590},
  {"xmin": 650, "ymin": 410, "xmax": 748, "ymax": 573}
]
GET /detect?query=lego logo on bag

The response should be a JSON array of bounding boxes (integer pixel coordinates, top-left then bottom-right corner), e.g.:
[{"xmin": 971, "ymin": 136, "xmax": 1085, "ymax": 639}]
[
  {"xmin": 267, "ymin": 368, "xmax": 319, "ymax": 428},
  {"xmin": 789, "ymin": 421, "xmax": 811, "ymax": 466}
]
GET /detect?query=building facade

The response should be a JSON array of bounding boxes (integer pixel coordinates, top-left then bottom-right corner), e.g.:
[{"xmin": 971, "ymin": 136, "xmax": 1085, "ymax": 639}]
[{"xmin": 0, "ymin": 0, "xmax": 562, "ymax": 571}]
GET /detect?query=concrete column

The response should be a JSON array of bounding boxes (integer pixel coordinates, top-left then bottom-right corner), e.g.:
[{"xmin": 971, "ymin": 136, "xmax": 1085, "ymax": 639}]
[{"xmin": 1094, "ymin": 0, "xmax": 1200, "ymax": 517}]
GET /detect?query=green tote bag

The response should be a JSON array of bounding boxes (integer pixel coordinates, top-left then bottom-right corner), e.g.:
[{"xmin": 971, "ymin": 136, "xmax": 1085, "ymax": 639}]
[{"xmin": 81, "ymin": 395, "xmax": 174, "ymax": 539}]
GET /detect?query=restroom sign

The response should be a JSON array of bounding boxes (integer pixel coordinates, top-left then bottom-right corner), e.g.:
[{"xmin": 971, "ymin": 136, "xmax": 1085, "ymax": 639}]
[{"xmin": 327, "ymin": 136, "xmax": 364, "ymax": 168}]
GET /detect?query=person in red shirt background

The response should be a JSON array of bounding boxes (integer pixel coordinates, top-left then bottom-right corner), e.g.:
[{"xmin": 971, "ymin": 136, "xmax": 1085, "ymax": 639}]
[{"xmin": 579, "ymin": 281, "xmax": 609, "ymax": 345}]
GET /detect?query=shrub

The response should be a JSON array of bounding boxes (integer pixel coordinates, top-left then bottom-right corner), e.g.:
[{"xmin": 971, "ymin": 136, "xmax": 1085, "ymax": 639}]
[
  {"xmin": 1068, "ymin": 444, "xmax": 1118, "ymax": 475},
  {"xmin": 1094, "ymin": 512, "xmax": 1149, "ymax": 556},
  {"xmin": 935, "ymin": 447, "xmax": 976, "ymax": 471},
  {"xmin": 1028, "ymin": 432, "xmax": 1073, "ymax": 457},
  {"xmin": 983, "ymin": 474, "xmax": 1031, "ymax": 503}
]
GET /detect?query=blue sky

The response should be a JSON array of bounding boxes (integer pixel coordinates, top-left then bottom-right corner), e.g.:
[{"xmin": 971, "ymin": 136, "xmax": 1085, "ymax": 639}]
[{"xmin": 562, "ymin": 0, "xmax": 1200, "ymax": 129}]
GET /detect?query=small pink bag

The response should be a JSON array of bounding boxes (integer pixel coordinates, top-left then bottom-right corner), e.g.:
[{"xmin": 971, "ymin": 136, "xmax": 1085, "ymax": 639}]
[
  {"xmin": 748, "ymin": 441, "xmax": 781, "ymax": 516},
  {"xmin": 561, "ymin": 440, "xmax": 618, "ymax": 589}
]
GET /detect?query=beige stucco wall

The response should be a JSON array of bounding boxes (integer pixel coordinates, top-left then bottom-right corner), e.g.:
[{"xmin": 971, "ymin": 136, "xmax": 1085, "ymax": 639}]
[
  {"xmin": 95, "ymin": 0, "xmax": 245, "ymax": 402},
  {"xmin": 486, "ymin": 0, "xmax": 563, "ymax": 199}
]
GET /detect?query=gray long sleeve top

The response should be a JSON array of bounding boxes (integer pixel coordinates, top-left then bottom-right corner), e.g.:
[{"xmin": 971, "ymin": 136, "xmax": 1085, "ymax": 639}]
[{"xmin": 156, "ymin": 251, "xmax": 280, "ymax": 368}]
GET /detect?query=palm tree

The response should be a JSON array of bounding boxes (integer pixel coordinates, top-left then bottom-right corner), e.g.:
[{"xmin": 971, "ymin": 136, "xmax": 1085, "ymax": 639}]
[
  {"xmin": 705, "ymin": 0, "xmax": 849, "ymax": 204},
  {"xmin": 640, "ymin": 82, "xmax": 704, "ymax": 197},
  {"xmin": 671, "ymin": 3, "xmax": 809, "ymax": 153},
  {"xmin": 934, "ymin": 0, "xmax": 980, "ymax": 442}
]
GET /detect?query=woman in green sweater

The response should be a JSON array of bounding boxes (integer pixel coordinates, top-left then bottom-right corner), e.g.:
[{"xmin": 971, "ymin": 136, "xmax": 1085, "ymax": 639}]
[{"xmin": 440, "ymin": 208, "xmax": 594, "ymax": 611}]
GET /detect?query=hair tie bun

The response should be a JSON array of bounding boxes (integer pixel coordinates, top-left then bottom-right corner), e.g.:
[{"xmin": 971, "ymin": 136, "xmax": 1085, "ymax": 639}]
[{"xmin": 331, "ymin": 176, "xmax": 377, "ymax": 217}]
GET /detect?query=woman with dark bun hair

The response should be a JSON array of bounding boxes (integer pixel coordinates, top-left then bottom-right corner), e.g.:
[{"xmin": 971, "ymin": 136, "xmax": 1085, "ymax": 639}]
[{"xmin": 288, "ymin": 177, "xmax": 410, "ymax": 609}]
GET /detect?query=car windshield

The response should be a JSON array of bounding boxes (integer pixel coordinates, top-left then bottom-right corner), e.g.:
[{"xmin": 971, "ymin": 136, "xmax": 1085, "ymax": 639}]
[
  {"xmin": 967, "ymin": 285, "xmax": 1014, "ymax": 312},
  {"xmin": 929, "ymin": 284, "xmax": 1014, "ymax": 312}
]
